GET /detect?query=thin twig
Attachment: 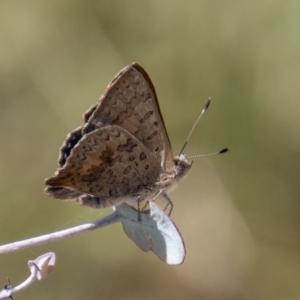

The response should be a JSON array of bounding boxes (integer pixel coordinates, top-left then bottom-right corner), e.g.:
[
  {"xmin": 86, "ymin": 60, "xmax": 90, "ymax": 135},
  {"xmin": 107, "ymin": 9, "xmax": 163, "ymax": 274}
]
[{"xmin": 0, "ymin": 211, "xmax": 121, "ymax": 254}]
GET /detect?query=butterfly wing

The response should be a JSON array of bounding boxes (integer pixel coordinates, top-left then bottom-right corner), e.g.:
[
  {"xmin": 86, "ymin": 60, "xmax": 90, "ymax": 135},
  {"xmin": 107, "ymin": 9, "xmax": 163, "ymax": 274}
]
[
  {"xmin": 83, "ymin": 63, "xmax": 175, "ymax": 174},
  {"xmin": 45, "ymin": 125, "xmax": 161, "ymax": 198}
]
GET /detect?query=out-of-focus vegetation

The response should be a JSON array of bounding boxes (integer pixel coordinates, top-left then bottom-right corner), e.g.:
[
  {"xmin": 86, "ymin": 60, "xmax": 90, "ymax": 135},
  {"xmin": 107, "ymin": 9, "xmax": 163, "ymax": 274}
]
[{"xmin": 0, "ymin": 1, "xmax": 299, "ymax": 299}]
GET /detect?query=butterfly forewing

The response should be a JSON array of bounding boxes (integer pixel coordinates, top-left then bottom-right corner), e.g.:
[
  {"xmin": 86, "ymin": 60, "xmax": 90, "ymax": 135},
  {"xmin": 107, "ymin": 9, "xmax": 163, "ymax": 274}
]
[{"xmin": 82, "ymin": 63, "xmax": 174, "ymax": 173}]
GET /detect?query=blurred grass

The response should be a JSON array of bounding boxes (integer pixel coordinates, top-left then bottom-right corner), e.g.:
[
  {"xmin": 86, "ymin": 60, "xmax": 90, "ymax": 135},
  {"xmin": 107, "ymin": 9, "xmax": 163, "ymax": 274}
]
[{"xmin": 1, "ymin": 1, "xmax": 300, "ymax": 299}]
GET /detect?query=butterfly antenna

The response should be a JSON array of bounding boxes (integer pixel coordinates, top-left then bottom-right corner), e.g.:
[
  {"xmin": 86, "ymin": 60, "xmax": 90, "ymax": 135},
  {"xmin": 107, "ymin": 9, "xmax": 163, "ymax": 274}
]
[
  {"xmin": 188, "ymin": 148, "xmax": 229, "ymax": 159},
  {"xmin": 179, "ymin": 98, "xmax": 211, "ymax": 156}
]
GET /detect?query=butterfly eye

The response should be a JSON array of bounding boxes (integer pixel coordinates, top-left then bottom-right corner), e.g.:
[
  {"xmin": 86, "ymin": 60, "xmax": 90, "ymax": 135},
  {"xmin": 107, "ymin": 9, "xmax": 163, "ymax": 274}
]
[{"xmin": 176, "ymin": 164, "xmax": 185, "ymax": 177}]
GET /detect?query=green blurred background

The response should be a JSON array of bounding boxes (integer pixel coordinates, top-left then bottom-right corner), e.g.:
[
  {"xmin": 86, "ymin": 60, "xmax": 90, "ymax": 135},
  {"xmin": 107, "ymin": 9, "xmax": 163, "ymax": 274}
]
[{"xmin": 1, "ymin": 1, "xmax": 299, "ymax": 299}]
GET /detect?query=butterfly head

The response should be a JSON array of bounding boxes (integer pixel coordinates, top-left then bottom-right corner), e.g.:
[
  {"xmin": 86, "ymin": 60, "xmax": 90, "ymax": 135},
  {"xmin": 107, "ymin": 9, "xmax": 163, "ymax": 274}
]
[{"xmin": 173, "ymin": 153, "xmax": 193, "ymax": 182}]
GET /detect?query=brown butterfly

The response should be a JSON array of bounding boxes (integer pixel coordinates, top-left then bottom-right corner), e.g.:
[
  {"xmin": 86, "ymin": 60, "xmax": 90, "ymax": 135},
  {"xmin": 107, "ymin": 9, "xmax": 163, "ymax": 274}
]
[{"xmin": 45, "ymin": 63, "xmax": 193, "ymax": 212}]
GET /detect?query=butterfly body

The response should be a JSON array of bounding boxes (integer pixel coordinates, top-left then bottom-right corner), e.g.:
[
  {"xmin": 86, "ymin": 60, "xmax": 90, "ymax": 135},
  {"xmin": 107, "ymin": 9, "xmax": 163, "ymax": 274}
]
[{"xmin": 45, "ymin": 63, "xmax": 192, "ymax": 209}]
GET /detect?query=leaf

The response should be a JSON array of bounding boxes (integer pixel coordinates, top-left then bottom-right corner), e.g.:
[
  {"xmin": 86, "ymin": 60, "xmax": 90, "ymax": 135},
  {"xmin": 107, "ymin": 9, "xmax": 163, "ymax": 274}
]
[
  {"xmin": 31, "ymin": 252, "xmax": 56, "ymax": 280},
  {"xmin": 117, "ymin": 202, "xmax": 185, "ymax": 265}
]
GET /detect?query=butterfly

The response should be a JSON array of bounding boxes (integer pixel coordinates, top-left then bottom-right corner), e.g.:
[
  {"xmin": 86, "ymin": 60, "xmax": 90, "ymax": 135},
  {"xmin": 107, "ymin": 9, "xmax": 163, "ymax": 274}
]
[{"xmin": 44, "ymin": 63, "xmax": 193, "ymax": 212}]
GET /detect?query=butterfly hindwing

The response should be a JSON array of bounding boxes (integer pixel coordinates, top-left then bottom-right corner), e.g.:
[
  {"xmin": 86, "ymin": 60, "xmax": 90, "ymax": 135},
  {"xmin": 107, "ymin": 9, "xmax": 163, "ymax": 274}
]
[{"xmin": 45, "ymin": 125, "xmax": 161, "ymax": 198}]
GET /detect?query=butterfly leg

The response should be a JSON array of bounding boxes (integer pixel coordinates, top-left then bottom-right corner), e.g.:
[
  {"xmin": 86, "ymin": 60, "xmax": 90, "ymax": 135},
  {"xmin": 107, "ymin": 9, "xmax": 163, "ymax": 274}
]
[
  {"xmin": 141, "ymin": 201, "xmax": 148, "ymax": 211},
  {"xmin": 145, "ymin": 190, "xmax": 162, "ymax": 209},
  {"xmin": 162, "ymin": 193, "xmax": 174, "ymax": 216},
  {"xmin": 137, "ymin": 196, "xmax": 142, "ymax": 221},
  {"xmin": 149, "ymin": 190, "xmax": 173, "ymax": 215}
]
